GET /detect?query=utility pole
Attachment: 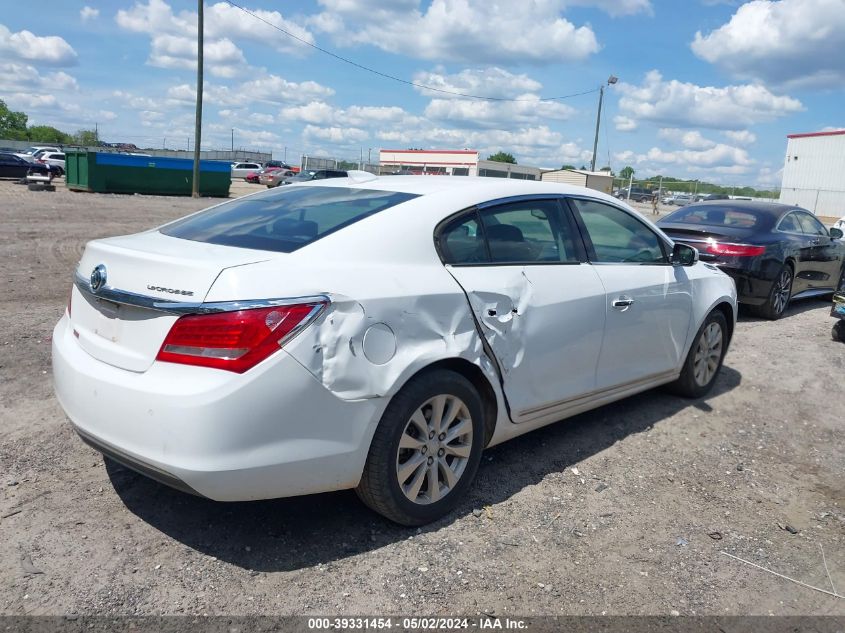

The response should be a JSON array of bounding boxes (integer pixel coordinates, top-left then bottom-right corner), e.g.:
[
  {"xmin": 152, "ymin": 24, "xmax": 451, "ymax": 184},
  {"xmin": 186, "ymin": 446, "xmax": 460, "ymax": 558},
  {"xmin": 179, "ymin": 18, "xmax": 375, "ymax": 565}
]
[
  {"xmin": 191, "ymin": 0, "xmax": 204, "ymax": 198},
  {"xmin": 231, "ymin": 128, "xmax": 234, "ymax": 153},
  {"xmin": 627, "ymin": 170, "xmax": 633, "ymax": 201},
  {"xmin": 590, "ymin": 75, "xmax": 618, "ymax": 172}
]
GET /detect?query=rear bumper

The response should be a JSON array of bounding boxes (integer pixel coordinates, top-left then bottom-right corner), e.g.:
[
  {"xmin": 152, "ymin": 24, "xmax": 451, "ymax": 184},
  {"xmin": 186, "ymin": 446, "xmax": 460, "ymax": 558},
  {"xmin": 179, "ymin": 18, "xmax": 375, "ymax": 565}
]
[{"xmin": 52, "ymin": 314, "xmax": 384, "ymax": 501}]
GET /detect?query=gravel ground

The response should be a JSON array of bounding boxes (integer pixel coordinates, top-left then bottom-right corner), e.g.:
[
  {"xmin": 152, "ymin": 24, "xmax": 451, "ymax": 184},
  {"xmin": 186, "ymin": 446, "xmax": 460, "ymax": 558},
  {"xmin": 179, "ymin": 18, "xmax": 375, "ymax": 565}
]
[{"xmin": 0, "ymin": 179, "xmax": 843, "ymax": 617}]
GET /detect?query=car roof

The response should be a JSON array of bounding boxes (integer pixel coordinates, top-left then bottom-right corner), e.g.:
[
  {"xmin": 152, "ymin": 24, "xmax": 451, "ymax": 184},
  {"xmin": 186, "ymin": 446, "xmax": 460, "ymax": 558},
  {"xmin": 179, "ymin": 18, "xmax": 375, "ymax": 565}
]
[{"xmin": 301, "ymin": 174, "xmax": 623, "ymax": 202}]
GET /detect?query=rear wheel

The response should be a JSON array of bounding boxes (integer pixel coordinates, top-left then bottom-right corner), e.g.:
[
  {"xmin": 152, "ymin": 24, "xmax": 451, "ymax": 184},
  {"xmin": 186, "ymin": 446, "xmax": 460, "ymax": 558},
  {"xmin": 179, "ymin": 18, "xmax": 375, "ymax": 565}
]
[
  {"xmin": 668, "ymin": 310, "xmax": 728, "ymax": 398},
  {"xmin": 752, "ymin": 263, "xmax": 793, "ymax": 320},
  {"xmin": 356, "ymin": 370, "xmax": 485, "ymax": 526},
  {"xmin": 833, "ymin": 321, "xmax": 845, "ymax": 343}
]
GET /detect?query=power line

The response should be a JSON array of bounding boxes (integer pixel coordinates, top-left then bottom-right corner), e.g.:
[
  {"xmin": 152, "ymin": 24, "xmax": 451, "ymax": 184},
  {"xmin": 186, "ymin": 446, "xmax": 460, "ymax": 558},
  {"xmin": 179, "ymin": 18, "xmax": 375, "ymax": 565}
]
[{"xmin": 224, "ymin": 0, "xmax": 600, "ymax": 103}]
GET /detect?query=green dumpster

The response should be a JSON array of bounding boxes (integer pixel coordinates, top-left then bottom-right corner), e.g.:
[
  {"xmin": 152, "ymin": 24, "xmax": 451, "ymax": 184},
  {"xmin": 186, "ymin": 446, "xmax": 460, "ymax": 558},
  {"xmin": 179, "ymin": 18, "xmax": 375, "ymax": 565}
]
[{"xmin": 65, "ymin": 150, "xmax": 230, "ymax": 197}]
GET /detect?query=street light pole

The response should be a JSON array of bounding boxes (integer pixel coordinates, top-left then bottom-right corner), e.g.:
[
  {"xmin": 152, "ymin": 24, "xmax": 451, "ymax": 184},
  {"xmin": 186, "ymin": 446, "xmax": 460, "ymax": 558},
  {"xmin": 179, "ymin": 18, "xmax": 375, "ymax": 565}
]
[
  {"xmin": 191, "ymin": 0, "xmax": 204, "ymax": 198},
  {"xmin": 590, "ymin": 75, "xmax": 617, "ymax": 173}
]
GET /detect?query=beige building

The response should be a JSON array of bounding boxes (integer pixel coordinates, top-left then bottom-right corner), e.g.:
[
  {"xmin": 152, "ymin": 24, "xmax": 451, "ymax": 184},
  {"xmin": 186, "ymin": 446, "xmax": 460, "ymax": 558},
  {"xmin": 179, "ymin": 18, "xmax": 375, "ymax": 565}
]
[
  {"xmin": 378, "ymin": 149, "xmax": 541, "ymax": 180},
  {"xmin": 540, "ymin": 169, "xmax": 614, "ymax": 195}
]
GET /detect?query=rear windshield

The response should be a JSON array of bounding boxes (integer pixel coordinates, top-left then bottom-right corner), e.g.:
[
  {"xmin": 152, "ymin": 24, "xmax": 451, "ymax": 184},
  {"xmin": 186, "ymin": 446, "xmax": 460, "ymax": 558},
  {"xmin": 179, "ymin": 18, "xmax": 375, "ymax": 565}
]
[
  {"xmin": 663, "ymin": 205, "xmax": 762, "ymax": 229},
  {"xmin": 161, "ymin": 186, "xmax": 418, "ymax": 253}
]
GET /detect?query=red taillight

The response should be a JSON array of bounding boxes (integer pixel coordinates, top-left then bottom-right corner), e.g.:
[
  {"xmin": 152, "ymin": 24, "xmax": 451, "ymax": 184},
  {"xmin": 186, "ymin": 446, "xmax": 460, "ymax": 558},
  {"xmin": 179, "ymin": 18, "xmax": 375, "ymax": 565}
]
[
  {"xmin": 705, "ymin": 242, "xmax": 765, "ymax": 257},
  {"xmin": 156, "ymin": 302, "xmax": 325, "ymax": 373}
]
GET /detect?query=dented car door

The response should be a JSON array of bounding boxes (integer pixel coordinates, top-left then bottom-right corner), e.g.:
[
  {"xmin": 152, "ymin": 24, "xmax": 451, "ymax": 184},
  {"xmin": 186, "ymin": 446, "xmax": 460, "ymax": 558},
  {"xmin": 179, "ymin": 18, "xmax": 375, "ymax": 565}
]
[{"xmin": 437, "ymin": 197, "xmax": 606, "ymax": 422}]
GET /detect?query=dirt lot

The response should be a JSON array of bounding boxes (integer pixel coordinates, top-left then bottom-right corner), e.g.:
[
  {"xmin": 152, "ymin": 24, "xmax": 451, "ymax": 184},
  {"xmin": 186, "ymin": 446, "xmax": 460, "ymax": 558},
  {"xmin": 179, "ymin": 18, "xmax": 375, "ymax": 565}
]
[{"xmin": 0, "ymin": 179, "xmax": 843, "ymax": 617}]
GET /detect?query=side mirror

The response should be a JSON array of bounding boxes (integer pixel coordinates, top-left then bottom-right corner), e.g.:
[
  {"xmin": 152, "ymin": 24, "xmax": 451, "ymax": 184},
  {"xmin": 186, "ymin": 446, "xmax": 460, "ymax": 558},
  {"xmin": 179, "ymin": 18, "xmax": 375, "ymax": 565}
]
[
  {"xmin": 830, "ymin": 227, "xmax": 844, "ymax": 240},
  {"xmin": 672, "ymin": 243, "xmax": 698, "ymax": 266}
]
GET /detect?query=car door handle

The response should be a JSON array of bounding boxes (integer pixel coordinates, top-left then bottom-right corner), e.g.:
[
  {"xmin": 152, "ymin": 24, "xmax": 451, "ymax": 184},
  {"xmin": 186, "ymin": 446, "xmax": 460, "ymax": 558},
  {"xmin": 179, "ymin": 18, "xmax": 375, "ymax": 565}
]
[{"xmin": 612, "ymin": 297, "xmax": 635, "ymax": 310}]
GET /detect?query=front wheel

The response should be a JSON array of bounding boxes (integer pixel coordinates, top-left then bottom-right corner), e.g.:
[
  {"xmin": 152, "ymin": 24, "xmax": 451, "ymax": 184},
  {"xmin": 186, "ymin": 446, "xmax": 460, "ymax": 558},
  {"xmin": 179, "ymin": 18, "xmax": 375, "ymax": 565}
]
[
  {"xmin": 668, "ymin": 310, "xmax": 728, "ymax": 398},
  {"xmin": 356, "ymin": 370, "xmax": 485, "ymax": 526}
]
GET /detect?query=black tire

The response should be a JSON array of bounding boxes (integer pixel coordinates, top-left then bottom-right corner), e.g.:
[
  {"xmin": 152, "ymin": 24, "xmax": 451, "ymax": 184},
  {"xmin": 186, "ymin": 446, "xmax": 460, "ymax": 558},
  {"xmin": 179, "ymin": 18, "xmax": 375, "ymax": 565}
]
[
  {"xmin": 356, "ymin": 370, "xmax": 485, "ymax": 526},
  {"xmin": 668, "ymin": 310, "xmax": 729, "ymax": 398},
  {"xmin": 833, "ymin": 321, "xmax": 845, "ymax": 343},
  {"xmin": 751, "ymin": 263, "xmax": 793, "ymax": 320}
]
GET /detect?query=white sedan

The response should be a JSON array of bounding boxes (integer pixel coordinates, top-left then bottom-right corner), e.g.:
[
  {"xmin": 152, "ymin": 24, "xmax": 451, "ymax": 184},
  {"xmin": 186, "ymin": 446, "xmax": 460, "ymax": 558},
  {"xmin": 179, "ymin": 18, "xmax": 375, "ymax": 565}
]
[{"xmin": 52, "ymin": 176, "xmax": 737, "ymax": 525}]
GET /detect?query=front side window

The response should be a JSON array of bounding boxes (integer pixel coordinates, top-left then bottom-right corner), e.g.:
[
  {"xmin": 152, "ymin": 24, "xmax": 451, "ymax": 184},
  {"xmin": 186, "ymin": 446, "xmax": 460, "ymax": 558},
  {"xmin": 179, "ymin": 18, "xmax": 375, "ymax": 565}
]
[
  {"xmin": 571, "ymin": 198, "xmax": 668, "ymax": 264},
  {"xmin": 796, "ymin": 212, "xmax": 829, "ymax": 236},
  {"xmin": 161, "ymin": 186, "xmax": 418, "ymax": 253}
]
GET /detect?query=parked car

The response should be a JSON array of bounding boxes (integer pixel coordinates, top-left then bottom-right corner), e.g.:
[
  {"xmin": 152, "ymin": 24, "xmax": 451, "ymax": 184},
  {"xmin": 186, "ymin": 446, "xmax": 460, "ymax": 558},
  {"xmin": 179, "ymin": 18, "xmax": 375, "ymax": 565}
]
[
  {"xmin": 616, "ymin": 186, "xmax": 653, "ymax": 202},
  {"xmin": 231, "ymin": 162, "xmax": 262, "ymax": 180},
  {"xmin": 658, "ymin": 201, "xmax": 845, "ymax": 319},
  {"xmin": 670, "ymin": 194, "xmax": 693, "ymax": 206},
  {"xmin": 26, "ymin": 161, "xmax": 62, "ymax": 183},
  {"xmin": 260, "ymin": 169, "xmax": 296, "ymax": 188},
  {"xmin": 694, "ymin": 193, "xmax": 730, "ymax": 202},
  {"xmin": 263, "ymin": 160, "xmax": 294, "ymax": 171},
  {"xmin": 833, "ymin": 215, "xmax": 845, "ymax": 233},
  {"xmin": 245, "ymin": 170, "xmax": 264, "ymax": 184},
  {"xmin": 14, "ymin": 146, "xmax": 61, "ymax": 161},
  {"xmin": 37, "ymin": 151, "xmax": 66, "ymax": 175},
  {"xmin": 0, "ymin": 152, "xmax": 36, "ymax": 179},
  {"xmin": 280, "ymin": 169, "xmax": 348, "ymax": 185},
  {"xmin": 53, "ymin": 177, "xmax": 736, "ymax": 525}
]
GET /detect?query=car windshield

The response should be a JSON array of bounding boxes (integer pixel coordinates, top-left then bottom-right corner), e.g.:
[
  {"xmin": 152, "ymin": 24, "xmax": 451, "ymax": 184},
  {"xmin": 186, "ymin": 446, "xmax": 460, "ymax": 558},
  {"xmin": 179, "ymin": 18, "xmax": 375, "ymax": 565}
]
[
  {"xmin": 663, "ymin": 205, "xmax": 762, "ymax": 228},
  {"xmin": 160, "ymin": 186, "xmax": 418, "ymax": 253}
]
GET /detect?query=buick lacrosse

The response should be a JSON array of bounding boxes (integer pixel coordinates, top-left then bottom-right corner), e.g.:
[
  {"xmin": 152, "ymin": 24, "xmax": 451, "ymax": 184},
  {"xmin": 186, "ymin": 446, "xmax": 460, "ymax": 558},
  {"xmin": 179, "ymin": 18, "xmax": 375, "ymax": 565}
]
[{"xmin": 53, "ymin": 175, "xmax": 737, "ymax": 525}]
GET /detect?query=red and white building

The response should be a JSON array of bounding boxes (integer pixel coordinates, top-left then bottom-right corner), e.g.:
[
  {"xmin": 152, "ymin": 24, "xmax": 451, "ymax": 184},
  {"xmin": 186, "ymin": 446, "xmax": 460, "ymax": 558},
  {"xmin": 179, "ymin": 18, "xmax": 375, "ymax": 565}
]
[
  {"xmin": 779, "ymin": 129, "xmax": 845, "ymax": 218},
  {"xmin": 378, "ymin": 149, "xmax": 542, "ymax": 180}
]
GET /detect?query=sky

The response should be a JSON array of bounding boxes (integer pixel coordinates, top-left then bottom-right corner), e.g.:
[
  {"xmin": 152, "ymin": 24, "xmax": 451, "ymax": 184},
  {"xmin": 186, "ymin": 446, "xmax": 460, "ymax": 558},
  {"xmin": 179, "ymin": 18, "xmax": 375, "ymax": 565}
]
[{"xmin": 1, "ymin": 0, "xmax": 843, "ymax": 187}]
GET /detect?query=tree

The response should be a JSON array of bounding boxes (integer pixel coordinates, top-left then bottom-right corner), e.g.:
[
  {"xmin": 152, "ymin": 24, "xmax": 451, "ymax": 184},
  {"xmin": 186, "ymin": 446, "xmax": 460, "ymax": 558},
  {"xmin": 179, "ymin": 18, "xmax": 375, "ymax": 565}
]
[
  {"xmin": 27, "ymin": 125, "xmax": 74, "ymax": 144},
  {"xmin": 560, "ymin": 164, "xmax": 577, "ymax": 170},
  {"xmin": 619, "ymin": 165, "xmax": 635, "ymax": 180},
  {"xmin": 0, "ymin": 99, "xmax": 28, "ymax": 139},
  {"xmin": 75, "ymin": 129, "xmax": 99, "ymax": 146},
  {"xmin": 487, "ymin": 151, "xmax": 516, "ymax": 164}
]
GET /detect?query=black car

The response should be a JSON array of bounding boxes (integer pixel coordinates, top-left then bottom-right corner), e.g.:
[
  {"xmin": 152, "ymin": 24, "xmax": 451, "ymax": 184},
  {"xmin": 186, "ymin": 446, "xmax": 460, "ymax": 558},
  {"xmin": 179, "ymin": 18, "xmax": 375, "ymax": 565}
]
[
  {"xmin": 658, "ymin": 201, "xmax": 845, "ymax": 319},
  {"xmin": 0, "ymin": 152, "xmax": 34, "ymax": 179},
  {"xmin": 281, "ymin": 169, "xmax": 348, "ymax": 185},
  {"xmin": 616, "ymin": 186, "xmax": 653, "ymax": 202}
]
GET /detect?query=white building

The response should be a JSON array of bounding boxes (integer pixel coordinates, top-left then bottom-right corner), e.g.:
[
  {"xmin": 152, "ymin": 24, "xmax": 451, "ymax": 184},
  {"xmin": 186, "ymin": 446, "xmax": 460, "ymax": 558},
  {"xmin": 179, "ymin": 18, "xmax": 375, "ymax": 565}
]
[
  {"xmin": 540, "ymin": 169, "xmax": 614, "ymax": 195},
  {"xmin": 378, "ymin": 149, "xmax": 541, "ymax": 180},
  {"xmin": 779, "ymin": 129, "xmax": 845, "ymax": 218}
]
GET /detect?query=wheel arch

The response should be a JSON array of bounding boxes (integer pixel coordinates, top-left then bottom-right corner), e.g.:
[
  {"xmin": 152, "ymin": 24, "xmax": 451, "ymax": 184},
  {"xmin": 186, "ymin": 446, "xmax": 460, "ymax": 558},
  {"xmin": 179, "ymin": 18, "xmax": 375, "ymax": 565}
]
[
  {"xmin": 711, "ymin": 301, "xmax": 735, "ymax": 347},
  {"xmin": 396, "ymin": 358, "xmax": 500, "ymax": 448}
]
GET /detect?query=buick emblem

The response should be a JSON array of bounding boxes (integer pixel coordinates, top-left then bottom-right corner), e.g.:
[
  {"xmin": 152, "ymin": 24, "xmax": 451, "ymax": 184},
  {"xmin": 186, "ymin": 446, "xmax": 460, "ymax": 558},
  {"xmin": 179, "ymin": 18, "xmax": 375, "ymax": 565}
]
[{"xmin": 90, "ymin": 264, "xmax": 107, "ymax": 292}]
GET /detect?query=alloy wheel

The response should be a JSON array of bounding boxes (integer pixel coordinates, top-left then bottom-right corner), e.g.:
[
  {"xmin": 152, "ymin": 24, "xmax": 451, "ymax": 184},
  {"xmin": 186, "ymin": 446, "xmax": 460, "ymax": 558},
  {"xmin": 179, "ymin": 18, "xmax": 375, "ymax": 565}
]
[
  {"xmin": 693, "ymin": 322, "xmax": 723, "ymax": 387},
  {"xmin": 772, "ymin": 268, "xmax": 792, "ymax": 315},
  {"xmin": 395, "ymin": 394, "xmax": 473, "ymax": 505}
]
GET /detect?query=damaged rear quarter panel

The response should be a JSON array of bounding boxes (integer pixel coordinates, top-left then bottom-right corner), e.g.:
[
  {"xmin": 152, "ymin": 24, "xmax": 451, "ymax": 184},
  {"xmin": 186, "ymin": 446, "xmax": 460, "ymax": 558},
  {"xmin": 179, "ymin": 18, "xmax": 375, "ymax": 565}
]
[{"xmin": 206, "ymin": 260, "xmax": 504, "ymax": 405}]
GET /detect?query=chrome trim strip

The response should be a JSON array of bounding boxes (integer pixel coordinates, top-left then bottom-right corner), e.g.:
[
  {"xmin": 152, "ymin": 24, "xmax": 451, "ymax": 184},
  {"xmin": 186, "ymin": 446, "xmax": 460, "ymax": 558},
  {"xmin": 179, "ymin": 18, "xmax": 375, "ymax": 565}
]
[
  {"xmin": 516, "ymin": 369, "xmax": 679, "ymax": 421},
  {"xmin": 74, "ymin": 271, "xmax": 330, "ymax": 315}
]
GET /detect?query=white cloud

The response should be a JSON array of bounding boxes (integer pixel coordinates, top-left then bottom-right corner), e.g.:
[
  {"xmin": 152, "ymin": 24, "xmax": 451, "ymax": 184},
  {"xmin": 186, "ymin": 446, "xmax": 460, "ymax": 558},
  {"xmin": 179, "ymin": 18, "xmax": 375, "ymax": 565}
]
[
  {"xmin": 0, "ymin": 23, "xmax": 77, "ymax": 66},
  {"xmin": 116, "ymin": 0, "xmax": 315, "ymax": 65},
  {"xmin": 304, "ymin": 124, "xmax": 369, "ymax": 144},
  {"xmin": 112, "ymin": 90, "xmax": 160, "ymax": 110},
  {"xmin": 0, "ymin": 63, "xmax": 78, "ymax": 92},
  {"xmin": 615, "ymin": 142, "xmax": 755, "ymax": 177},
  {"xmin": 166, "ymin": 75, "xmax": 334, "ymax": 108},
  {"xmin": 723, "ymin": 130, "xmax": 756, "ymax": 145},
  {"xmin": 311, "ymin": 0, "xmax": 599, "ymax": 64},
  {"xmin": 80, "ymin": 6, "xmax": 100, "ymax": 21},
  {"xmin": 616, "ymin": 70, "xmax": 803, "ymax": 129},
  {"xmin": 424, "ymin": 97, "xmax": 575, "ymax": 128},
  {"xmin": 613, "ymin": 115, "xmax": 637, "ymax": 132},
  {"xmin": 691, "ymin": 0, "xmax": 845, "ymax": 88},
  {"xmin": 658, "ymin": 128, "xmax": 716, "ymax": 150},
  {"xmin": 412, "ymin": 67, "xmax": 542, "ymax": 98},
  {"xmin": 565, "ymin": 0, "xmax": 653, "ymax": 16},
  {"xmin": 147, "ymin": 34, "xmax": 247, "ymax": 78}
]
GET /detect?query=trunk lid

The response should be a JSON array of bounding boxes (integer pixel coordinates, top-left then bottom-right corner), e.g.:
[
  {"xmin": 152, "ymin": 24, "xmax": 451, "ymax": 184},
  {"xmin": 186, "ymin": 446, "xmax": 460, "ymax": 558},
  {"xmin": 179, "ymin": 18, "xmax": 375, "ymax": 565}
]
[
  {"xmin": 70, "ymin": 231, "xmax": 272, "ymax": 372},
  {"xmin": 659, "ymin": 222, "xmax": 758, "ymax": 262}
]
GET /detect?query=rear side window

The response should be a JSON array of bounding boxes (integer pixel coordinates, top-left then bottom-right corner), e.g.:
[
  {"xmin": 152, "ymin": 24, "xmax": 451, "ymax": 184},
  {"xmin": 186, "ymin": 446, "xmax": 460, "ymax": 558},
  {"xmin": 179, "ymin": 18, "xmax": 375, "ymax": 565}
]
[
  {"xmin": 438, "ymin": 199, "xmax": 580, "ymax": 265},
  {"xmin": 796, "ymin": 212, "xmax": 828, "ymax": 236},
  {"xmin": 666, "ymin": 205, "xmax": 761, "ymax": 228},
  {"xmin": 777, "ymin": 212, "xmax": 802, "ymax": 233},
  {"xmin": 161, "ymin": 186, "xmax": 418, "ymax": 253}
]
